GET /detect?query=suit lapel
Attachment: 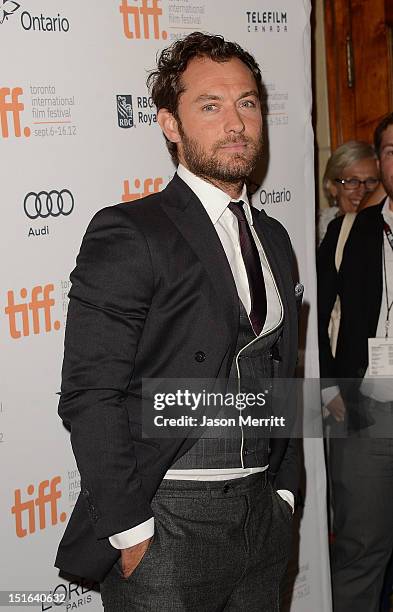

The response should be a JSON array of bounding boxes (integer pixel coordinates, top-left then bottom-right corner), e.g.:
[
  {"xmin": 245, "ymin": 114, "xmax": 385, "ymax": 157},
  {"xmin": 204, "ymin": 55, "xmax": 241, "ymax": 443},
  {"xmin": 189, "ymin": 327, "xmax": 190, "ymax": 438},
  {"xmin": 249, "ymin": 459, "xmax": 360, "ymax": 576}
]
[
  {"xmin": 252, "ymin": 209, "xmax": 297, "ymax": 376},
  {"xmin": 252, "ymin": 209, "xmax": 291, "ymax": 321},
  {"xmin": 160, "ymin": 175, "xmax": 239, "ymax": 336}
]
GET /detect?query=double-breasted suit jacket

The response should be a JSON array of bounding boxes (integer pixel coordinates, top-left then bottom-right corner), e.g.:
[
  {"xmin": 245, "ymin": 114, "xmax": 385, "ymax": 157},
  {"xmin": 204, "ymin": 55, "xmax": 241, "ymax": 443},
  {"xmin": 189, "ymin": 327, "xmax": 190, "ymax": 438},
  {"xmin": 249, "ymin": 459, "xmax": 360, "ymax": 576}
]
[{"xmin": 55, "ymin": 174, "xmax": 300, "ymax": 582}]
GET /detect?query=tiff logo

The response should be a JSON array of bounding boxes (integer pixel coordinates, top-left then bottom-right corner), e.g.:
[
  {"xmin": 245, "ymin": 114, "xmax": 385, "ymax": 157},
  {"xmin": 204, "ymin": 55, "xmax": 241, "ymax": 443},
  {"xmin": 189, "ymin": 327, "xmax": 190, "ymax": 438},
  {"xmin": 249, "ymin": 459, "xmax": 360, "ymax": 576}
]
[
  {"xmin": 0, "ymin": 87, "xmax": 30, "ymax": 138},
  {"xmin": 119, "ymin": 0, "xmax": 167, "ymax": 40},
  {"xmin": 5, "ymin": 284, "xmax": 61, "ymax": 339},
  {"xmin": 11, "ymin": 476, "xmax": 67, "ymax": 538},
  {"xmin": 122, "ymin": 177, "xmax": 163, "ymax": 202}
]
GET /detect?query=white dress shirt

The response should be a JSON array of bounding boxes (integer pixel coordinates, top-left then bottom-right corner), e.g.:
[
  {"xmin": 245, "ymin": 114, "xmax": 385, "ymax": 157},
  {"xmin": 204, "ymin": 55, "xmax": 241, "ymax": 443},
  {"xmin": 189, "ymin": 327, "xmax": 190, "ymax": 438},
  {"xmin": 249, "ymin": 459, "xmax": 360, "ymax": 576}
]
[{"xmin": 109, "ymin": 165, "xmax": 293, "ymax": 550}]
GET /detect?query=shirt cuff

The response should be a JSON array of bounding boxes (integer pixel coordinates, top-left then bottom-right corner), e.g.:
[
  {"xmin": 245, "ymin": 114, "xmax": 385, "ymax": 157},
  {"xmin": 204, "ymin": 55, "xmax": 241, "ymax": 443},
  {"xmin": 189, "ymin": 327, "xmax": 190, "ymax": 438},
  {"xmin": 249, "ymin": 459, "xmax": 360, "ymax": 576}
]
[
  {"xmin": 276, "ymin": 490, "xmax": 294, "ymax": 513},
  {"xmin": 321, "ymin": 385, "xmax": 340, "ymax": 413},
  {"xmin": 108, "ymin": 517, "xmax": 155, "ymax": 550}
]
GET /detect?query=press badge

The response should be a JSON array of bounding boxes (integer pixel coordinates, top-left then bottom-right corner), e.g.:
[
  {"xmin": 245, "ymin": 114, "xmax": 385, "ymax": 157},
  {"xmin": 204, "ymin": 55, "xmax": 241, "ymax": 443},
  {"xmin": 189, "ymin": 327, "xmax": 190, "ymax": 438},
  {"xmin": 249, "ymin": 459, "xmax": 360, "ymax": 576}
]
[{"xmin": 368, "ymin": 337, "xmax": 393, "ymax": 376}]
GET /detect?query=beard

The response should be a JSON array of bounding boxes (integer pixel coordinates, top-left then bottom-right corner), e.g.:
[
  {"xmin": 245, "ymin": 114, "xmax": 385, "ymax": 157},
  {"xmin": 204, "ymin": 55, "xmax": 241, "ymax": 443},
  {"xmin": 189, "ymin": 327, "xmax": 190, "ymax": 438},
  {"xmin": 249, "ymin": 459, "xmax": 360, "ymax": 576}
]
[{"xmin": 178, "ymin": 123, "xmax": 263, "ymax": 184}]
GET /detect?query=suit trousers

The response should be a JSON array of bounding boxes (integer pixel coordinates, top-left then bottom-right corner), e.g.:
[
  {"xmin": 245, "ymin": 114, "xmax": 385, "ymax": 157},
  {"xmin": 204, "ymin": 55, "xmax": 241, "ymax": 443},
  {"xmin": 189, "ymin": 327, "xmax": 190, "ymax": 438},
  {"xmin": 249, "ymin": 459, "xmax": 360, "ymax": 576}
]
[
  {"xmin": 330, "ymin": 399, "xmax": 393, "ymax": 612},
  {"xmin": 100, "ymin": 473, "xmax": 293, "ymax": 612}
]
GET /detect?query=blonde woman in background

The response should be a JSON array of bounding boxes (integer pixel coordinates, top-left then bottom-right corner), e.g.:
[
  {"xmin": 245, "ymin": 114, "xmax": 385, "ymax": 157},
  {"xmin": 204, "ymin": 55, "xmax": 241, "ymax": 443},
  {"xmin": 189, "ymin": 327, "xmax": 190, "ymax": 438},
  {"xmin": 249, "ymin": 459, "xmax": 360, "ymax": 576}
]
[
  {"xmin": 318, "ymin": 141, "xmax": 380, "ymax": 368},
  {"xmin": 318, "ymin": 140, "xmax": 380, "ymax": 244},
  {"xmin": 317, "ymin": 141, "xmax": 380, "ymax": 603}
]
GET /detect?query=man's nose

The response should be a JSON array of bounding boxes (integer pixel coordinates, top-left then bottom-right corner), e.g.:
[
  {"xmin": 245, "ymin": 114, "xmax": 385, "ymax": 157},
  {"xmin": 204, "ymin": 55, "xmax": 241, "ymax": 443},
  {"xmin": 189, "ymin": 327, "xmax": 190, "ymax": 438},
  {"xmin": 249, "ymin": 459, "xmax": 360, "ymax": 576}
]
[{"xmin": 223, "ymin": 106, "xmax": 245, "ymax": 133}]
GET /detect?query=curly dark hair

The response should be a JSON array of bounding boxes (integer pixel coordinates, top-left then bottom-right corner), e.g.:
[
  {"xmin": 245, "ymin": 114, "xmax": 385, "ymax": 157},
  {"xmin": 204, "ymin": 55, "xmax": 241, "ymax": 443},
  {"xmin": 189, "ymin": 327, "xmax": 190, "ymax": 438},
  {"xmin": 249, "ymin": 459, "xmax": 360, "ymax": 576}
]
[
  {"xmin": 147, "ymin": 31, "xmax": 263, "ymax": 164},
  {"xmin": 374, "ymin": 112, "xmax": 393, "ymax": 158}
]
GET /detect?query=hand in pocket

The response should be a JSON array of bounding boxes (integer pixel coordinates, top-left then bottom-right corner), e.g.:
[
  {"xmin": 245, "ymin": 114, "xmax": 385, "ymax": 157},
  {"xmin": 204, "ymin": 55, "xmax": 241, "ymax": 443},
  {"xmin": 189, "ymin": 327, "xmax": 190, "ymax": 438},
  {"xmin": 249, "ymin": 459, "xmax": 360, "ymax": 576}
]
[{"xmin": 120, "ymin": 537, "xmax": 153, "ymax": 579}]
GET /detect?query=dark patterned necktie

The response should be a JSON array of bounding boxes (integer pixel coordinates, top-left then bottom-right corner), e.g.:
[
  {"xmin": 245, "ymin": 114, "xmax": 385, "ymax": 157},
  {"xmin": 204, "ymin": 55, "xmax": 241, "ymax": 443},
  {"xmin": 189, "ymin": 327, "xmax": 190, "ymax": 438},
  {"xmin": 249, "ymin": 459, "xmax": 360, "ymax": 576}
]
[{"xmin": 228, "ymin": 201, "xmax": 267, "ymax": 335}]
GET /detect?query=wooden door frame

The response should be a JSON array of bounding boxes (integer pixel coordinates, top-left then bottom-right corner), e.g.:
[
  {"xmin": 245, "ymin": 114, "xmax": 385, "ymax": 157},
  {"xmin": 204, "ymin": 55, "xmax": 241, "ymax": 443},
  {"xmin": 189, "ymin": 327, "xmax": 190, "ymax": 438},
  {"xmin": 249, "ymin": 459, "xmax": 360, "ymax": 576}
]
[{"xmin": 324, "ymin": 0, "xmax": 393, "ymax": 149}]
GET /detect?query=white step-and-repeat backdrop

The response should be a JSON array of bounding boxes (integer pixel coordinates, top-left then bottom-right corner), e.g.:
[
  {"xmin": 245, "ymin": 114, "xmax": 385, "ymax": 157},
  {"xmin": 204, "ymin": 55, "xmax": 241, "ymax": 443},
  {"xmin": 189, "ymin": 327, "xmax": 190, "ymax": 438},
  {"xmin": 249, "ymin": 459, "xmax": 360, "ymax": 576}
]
[{"xmin": 1, "ymin": 1, "xmax": 331, "ymax": 610}]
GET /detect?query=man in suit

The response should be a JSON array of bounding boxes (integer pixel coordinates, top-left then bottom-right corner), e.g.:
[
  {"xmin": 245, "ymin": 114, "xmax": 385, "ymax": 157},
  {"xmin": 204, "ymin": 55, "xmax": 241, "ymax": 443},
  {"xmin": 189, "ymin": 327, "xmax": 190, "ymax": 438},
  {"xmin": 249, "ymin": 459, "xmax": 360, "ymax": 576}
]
[
  {"xmin": 318, "ymin": 112, "xmax": 393, "ymax": 612},
  {"xmin": 56, "ymin": 32, "xmax": 300, "ymax": 611}
]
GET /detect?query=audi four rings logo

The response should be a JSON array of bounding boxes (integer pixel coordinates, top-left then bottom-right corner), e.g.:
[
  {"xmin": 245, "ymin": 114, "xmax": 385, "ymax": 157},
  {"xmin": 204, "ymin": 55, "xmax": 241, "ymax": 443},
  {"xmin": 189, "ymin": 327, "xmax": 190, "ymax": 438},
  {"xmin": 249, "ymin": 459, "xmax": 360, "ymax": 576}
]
[{"xmin": 23, "ymin": 190, "xmax": 74, "ymax": 219}]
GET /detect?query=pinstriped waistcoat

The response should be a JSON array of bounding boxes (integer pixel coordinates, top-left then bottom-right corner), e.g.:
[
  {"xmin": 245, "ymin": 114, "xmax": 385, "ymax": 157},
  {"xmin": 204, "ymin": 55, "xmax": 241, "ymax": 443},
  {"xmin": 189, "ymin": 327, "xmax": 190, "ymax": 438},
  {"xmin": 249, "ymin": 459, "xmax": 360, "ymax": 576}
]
[{"xmin": 171, "ymin": 300, "xmax": 283, "ymax": 470}]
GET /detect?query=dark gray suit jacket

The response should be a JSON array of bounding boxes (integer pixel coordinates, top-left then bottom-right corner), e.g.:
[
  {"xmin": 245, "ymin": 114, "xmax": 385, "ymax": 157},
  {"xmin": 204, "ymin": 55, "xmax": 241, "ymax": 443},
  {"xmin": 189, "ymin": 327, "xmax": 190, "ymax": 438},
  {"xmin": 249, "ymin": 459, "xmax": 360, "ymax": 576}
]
[{"xmin": 55, "ymin": 174, "xmax": 300, "ymax": 581}]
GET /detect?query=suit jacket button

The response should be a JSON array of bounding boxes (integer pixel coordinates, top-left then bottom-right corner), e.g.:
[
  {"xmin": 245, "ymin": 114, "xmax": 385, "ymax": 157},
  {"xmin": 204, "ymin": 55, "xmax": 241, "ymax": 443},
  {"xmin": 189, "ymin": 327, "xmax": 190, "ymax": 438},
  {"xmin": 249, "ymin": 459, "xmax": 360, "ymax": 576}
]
[{"xmin": 195, "ymin": 351, "xmax": 206, "ymax": 362}]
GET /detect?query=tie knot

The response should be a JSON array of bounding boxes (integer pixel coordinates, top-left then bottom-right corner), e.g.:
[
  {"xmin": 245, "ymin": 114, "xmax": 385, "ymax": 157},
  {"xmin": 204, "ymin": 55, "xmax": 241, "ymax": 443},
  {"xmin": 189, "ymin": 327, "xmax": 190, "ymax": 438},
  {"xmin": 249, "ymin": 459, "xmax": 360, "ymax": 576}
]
[{"xmin": 228, "ymin": 200, "xmax": 246, "ymax": 222}]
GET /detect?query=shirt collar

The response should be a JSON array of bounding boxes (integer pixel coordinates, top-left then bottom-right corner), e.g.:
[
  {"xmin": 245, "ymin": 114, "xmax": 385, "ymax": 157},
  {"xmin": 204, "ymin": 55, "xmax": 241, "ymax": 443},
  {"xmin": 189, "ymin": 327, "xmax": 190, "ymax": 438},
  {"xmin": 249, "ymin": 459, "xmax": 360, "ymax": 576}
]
[
  {"xmin": 177, "ymin": 163, "xmax": 257, "ymax": 225},
  {"xmin": 382, "ymin": 197, "xmax": 393, "ymax": 226}
]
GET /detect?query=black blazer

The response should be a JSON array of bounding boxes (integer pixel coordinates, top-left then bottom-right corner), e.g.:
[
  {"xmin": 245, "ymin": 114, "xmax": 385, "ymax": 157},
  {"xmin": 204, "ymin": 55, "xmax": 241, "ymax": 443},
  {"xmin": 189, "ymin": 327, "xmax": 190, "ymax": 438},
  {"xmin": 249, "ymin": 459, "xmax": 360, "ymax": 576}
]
[
  {"xmin": 55, "ymin": 174, "xmax": 300, "ymax": 582},
  {"xmin": 317, "ymin": 201, "xmax": 385, "ymax": 383}
]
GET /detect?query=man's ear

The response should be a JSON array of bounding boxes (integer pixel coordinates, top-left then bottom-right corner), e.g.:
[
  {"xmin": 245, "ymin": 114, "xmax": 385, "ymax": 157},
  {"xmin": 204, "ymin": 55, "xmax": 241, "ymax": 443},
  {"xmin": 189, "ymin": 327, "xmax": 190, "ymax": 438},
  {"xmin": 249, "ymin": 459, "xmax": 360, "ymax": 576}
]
[{"xmin": 157, "ymin": 108, "xmax": 181, "ymax": 144}]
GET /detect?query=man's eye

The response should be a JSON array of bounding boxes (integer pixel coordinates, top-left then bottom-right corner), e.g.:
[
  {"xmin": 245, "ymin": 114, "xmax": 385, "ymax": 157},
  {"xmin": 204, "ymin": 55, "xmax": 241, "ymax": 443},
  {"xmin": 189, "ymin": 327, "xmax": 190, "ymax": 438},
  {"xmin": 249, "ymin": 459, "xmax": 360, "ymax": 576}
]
[
  {"xmin": 202, "ymin": 104, "xmax": 217, "ymax": 111},
  {"xmin": 241, "ymin": 100, "xmax": 256, "ymax": 108}
]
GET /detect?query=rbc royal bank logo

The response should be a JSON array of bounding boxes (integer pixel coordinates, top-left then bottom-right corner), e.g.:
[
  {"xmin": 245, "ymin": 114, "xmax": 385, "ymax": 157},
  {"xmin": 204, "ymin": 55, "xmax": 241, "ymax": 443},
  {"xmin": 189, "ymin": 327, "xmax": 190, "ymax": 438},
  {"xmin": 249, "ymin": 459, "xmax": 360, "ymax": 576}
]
[
  {"xmin": 11, "ymin": 476, "xmax": 66, "ymax": 538},
  {"xmin": 4, "ymin": 284, "xmax": 61, "ymax": 339},
  {"xmin": 0, "ymin": 87, "xmax": 30, "ymax": 138},
  {"xmin": 116, "ymin": 94, "xmax": 133, "ymax": 128},
  {"xmin": 119, "ymin": 0, "xmax": 167, "ymax": 40}
]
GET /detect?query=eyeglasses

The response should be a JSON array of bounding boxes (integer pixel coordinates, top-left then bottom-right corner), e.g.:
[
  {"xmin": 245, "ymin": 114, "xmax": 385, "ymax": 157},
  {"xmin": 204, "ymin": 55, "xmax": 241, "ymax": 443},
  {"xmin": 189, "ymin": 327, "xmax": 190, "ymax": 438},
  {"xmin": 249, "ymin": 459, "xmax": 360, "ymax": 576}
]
[{"xmin": 335, "ymin": 178, "xmax": 379, "ymax": 191}]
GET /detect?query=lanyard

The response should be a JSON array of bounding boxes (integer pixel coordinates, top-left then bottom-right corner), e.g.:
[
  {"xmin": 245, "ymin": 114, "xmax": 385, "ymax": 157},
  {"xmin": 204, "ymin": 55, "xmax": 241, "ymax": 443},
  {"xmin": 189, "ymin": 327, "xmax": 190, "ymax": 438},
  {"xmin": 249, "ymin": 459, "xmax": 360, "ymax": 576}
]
[
  {"xmin": 385, "ymin": 222, "xmax": 393, "ymax": 251},
  {"xmin": 383, "ymin": 223, "xmax": 393, "ymax": 338}
]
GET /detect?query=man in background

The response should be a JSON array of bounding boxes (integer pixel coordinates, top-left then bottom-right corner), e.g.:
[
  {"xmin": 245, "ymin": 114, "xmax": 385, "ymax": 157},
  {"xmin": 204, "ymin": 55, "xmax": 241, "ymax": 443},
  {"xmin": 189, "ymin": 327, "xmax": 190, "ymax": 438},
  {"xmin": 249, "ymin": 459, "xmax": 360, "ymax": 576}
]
[{"xmin": 318, "ymin": 113, "xmax": 393, "ymax": 612}]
